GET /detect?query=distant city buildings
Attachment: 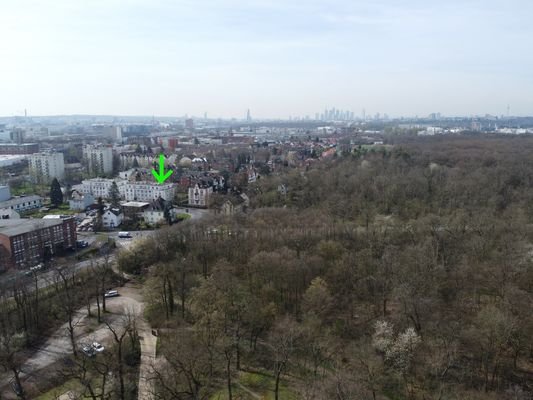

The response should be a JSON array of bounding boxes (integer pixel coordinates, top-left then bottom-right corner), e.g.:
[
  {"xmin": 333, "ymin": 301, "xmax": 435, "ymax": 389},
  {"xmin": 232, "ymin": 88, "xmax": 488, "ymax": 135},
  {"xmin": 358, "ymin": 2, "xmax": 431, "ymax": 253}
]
[
  {"xmin": 318, "ymin": 107, "xmax": 355, "ymax": 121},
  {"xmin": 0, "ymin": 143, "xmax": 39, "ymax": 155},
  {"xmin": 10, "ymin": 128, "xmax": 25, "ymax": 144},
  {"xmin": 29, "ymin": 152, "xmax": 65, "ymax": 183},
  {"xmin": 103, "ymin": 126, "xmax": 122, "ymax": 142},
  {"xmin": 83, "ymin": 144, "xmax": 114, "ymax": 175}
]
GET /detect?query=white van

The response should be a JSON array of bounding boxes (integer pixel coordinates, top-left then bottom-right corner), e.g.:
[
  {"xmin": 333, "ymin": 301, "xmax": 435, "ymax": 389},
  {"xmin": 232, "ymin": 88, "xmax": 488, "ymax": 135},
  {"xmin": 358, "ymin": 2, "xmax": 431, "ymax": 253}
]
[{"xmin": 118, "ymin": 231, "xmax": 132, "ymax": 238}]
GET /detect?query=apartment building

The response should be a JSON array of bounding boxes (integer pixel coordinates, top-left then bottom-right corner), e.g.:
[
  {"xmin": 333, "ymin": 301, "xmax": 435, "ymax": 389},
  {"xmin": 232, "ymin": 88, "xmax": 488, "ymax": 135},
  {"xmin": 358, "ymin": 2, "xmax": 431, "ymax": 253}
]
[
  {"xmin": 83, "ymin": 144, "xmax": 113, "ymax": 175},
  {"xmin": 188, "ymin": 183, "xmax": 212, "ymax": 207},
  {"xmin": 74, "ymin": 178, "xmax": 175, "ymax": 202},
  {"xmin": 123, "ymin": 182, "xmax": 175, "ymax": 202},
  {"xmin": 73, "ymin": 179, "xmax": 126, "ymax": 199},
  {"xmin": 29, "ymin": 152, "xmax": 65, "ymax": 183}
]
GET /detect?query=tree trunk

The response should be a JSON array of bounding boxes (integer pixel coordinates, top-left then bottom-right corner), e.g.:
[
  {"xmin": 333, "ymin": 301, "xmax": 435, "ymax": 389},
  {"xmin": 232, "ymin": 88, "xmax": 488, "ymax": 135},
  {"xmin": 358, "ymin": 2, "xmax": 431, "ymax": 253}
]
[
  {"xmin": 12, "ymin": 367, "xmax": 26, "ymax": 400},
  {"xmin": 226, "ymin": 352, "xmax": 233, "ymax": 400},
  {"xmin": 96, "ymin": 293, "xmax": 101, "ymax": 323},
  {"xmin": 274, "ymin": 368, "xmax": 282, "ymax": 400},
  {"xmin": 118, "ymin": 343, "xmax": 125, "ymax": 400}
]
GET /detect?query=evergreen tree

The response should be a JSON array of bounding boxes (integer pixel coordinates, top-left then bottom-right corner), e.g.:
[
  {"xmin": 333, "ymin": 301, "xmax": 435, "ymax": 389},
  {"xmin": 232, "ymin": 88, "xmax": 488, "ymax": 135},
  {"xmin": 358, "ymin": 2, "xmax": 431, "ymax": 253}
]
[
  {"xmin": 108, "ymin": 181, "xmax": 121, "ymax": 208},
  {"xmin": 164, "ymin": 204, "xmax": 172, "ymax": 225},
  {"xmin": 94, "ymin": 197, "xmax": 105, "ymax": 232},
  {"xmin": 50, "ymin": 178, "xmax": 63, "ymax": 207}
]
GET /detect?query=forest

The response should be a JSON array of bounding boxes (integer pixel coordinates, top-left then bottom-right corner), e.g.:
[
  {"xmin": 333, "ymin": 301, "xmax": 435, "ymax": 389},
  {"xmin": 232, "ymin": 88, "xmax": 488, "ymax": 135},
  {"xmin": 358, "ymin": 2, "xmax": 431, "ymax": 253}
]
[{"xmin": 117, "ymin": 136, "xmax": 533, "ymax": 400}]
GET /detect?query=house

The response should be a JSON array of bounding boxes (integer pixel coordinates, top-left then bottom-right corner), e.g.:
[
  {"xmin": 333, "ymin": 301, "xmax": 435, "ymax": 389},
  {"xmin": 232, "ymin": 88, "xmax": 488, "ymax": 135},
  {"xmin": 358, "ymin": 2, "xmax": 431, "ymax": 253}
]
[
  {"xmin": 102, "ymin": 208, "xmax": 123, "ymax": 229},
  {"xmin": 69, "ymin": 190, "xmax": 95, "ymax": 211},
  {"xmin": 142, "ymin": 199, "xmax": 178, "ymax": 226},
  {"xmin": 0, "ymin": 208, "xmax": 20, "ymax": 219},
  {"xmin": 212, "ymin": 193, "xmax": 248, "ymax": 216},
  {"xmin": 188, "ymin": 184, "xmax": 212, "ymax": 208},
  {"xmin": 0, "ymin": 195, "xmax": 43, "ymax": 213},
  {"xmin": 121, "ymin": 201, "xmax": 150, "ymax": 220}
]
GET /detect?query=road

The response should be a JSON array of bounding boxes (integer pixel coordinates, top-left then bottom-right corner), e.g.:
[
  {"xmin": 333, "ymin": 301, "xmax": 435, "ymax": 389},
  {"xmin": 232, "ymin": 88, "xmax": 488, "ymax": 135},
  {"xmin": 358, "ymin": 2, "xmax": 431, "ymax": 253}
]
[
  {"xmin": 0, "ymin": 281, "xmax": 147, "ymax": 399},
  {"xmin": 0, "ymin": 230, "xmax": 157, "ymax": 296}
]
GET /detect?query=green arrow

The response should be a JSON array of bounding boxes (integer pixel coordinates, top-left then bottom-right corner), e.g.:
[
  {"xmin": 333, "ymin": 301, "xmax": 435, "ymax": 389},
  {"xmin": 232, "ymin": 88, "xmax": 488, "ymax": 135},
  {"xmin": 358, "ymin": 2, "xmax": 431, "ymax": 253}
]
[{"xmin": 152, "ymin": 154, "xmax": 173, "ymax": 184}]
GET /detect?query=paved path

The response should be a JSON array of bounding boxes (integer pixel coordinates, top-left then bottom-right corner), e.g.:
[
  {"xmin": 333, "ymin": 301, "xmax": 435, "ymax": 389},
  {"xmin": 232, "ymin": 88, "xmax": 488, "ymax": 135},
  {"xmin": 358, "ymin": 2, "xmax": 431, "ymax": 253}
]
[{"xmin": 0, "ymin": 283, "xmax": 146, "ymax": 399}]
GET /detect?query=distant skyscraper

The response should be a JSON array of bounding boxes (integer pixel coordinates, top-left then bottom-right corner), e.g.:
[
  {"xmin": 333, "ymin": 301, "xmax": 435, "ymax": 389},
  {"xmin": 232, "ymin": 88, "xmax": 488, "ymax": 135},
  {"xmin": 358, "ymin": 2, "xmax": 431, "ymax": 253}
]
[{"xmin": 246, "ymin": 109, "xmax": 252, "ymax": 122}]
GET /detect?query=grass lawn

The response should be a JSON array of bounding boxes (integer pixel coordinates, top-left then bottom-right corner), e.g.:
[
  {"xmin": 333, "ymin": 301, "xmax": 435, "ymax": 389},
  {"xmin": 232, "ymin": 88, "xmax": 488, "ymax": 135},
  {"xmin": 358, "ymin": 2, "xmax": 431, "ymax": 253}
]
[
  {"xmin": 35, "ymin": 379, "xmax": 81, "ymax": 400},
  {"xmin": 10, "ymin": 182, "xmax": 48, "ymax": 197},
  {"xmin": 23, "ymin": 203, "xmax": 78, "ymax": 218}
]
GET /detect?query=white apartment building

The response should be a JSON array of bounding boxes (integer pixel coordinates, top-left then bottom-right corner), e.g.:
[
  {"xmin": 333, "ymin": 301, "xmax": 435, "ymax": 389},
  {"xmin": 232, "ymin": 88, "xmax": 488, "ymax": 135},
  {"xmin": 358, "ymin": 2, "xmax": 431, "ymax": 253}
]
[
  {"xmin": 72, "ymin": 179, "xmax": 126, "ymax": 199},
  {"xmin": 123, "ymin": 182, "xmax": 175, "ymax": 202},
  {"xmin": 73, "ymin": 178, "xmax": 175, "ymax": 202},
  {"xmin": 29, "ymin": 152, "xmax": 65, "ymax": 183},
  {"xmin": 83, "ymin": 144, "xmax": 113, "ymax": 175},
  {"xmin": 188, "ymin": 184, "xmax": 212, "ymax": 207}
]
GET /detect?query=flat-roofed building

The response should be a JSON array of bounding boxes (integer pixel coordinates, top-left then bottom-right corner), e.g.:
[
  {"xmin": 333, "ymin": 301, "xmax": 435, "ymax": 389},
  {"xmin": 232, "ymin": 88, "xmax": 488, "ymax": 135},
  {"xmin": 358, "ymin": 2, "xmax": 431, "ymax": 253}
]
[
  {"xmin": 83, "ymin": 144, "xmax": 113, "ymax": 175},
  {"xmin": 0, "ymin": 195, "xmax": 43, "ymax": 213},
  {"xmin": 74, "ymin": 179, "xmax": 175, "ymax": 202},
  {"xmin": 29, "ymin": 152, "xmax": 65, "ymax": 183},
  {"xmin": 0, "ymin": 143, "xmax": 39, "ymax": 155},
  {"xmin": 0, "ymin": 217, "xmax": 76, "ymax": 270}
]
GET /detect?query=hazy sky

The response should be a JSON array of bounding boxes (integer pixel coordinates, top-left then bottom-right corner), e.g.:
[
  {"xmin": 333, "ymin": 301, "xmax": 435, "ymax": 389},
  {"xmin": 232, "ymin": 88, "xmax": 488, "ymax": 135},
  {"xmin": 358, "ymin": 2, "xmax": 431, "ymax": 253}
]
[{"xmin": 1, "ymin": 0, "xmax": 532, "ymax": 118}]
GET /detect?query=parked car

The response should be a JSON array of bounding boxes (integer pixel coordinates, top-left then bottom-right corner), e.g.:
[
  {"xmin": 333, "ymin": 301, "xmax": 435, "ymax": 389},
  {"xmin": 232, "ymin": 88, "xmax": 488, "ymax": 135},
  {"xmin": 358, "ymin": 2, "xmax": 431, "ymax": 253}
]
[
  {"xmin": 81, "ymin": 343, "xmax": 96, "ymax": 357},
  {"xmin": 76, "ymin": 240, "xmax": 89, "ymax": 248},
  {"xmin": 118, "ymin": 231, "xmax": 132, "ymax": 238},
  {"xmin": 10, "ymin": 379, "xmax": 23, "ymax": 396},
  {"xmin": 92, "ymin": 342, "xmax": 105, "ymax": 352},
  {"xmin": 104, "ymin": 290, "xmax": 119, "ymax": 298},
  {"xmin": 25, "ymin": 264, "xmax": 43, "ymax": 276}
]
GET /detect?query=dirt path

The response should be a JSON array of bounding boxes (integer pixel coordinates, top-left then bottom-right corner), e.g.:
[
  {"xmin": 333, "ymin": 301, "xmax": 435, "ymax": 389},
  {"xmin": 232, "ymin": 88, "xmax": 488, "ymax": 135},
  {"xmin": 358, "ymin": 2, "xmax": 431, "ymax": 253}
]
[{"xmin": 137, "ymin": 315, "xmax": 157, "ymax": 400}]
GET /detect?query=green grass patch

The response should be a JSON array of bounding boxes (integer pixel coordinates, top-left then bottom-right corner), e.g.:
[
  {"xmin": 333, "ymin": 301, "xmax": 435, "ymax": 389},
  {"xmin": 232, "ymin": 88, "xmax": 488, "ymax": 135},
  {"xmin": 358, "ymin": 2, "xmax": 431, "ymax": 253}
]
[{"xmin": 176, "ymin": 213, "xmax": 191, "ymax": 221}]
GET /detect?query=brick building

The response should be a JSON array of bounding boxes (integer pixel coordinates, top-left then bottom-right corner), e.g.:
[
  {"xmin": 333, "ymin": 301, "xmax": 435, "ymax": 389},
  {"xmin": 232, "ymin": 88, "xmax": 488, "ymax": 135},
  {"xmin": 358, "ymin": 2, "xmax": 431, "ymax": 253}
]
[{"xmin": 0, "ymin": 218, "xmax": 76, "ymax": 270}]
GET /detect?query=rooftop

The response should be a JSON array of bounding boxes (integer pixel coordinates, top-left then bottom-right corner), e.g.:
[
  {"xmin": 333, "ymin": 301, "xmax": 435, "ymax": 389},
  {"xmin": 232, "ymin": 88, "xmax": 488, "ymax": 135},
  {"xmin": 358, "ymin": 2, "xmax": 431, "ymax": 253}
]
[
  {"xmin": 122, "ymin": 201, "xmax": 150, "ymax": 208},
  {"xmin": 0, "ymin": 195, "xmax": 42, "ymax": 207},
  {"xmin": 0, "ymin": 218, "xmax": 65, "ymax": 237}
]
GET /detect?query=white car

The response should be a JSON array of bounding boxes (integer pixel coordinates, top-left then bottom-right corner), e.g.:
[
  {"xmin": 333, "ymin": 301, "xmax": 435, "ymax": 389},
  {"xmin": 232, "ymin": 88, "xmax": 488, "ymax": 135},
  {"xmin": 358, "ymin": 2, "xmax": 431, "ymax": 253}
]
[
  {"xmin": 92, "ymin": 342, "xmax": 105, "ymax": 352},
  {"xmin": 104, "ymin": 290, "xmax": 119, "ymax": 298}
]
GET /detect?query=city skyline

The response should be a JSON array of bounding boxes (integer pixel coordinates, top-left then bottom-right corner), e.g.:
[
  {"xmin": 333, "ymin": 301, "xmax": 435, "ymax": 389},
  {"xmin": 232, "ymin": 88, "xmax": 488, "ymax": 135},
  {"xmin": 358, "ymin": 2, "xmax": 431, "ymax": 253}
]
[{"xmin": 1, "ymin": 0, "xmax": 533, "ymax": 118}]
